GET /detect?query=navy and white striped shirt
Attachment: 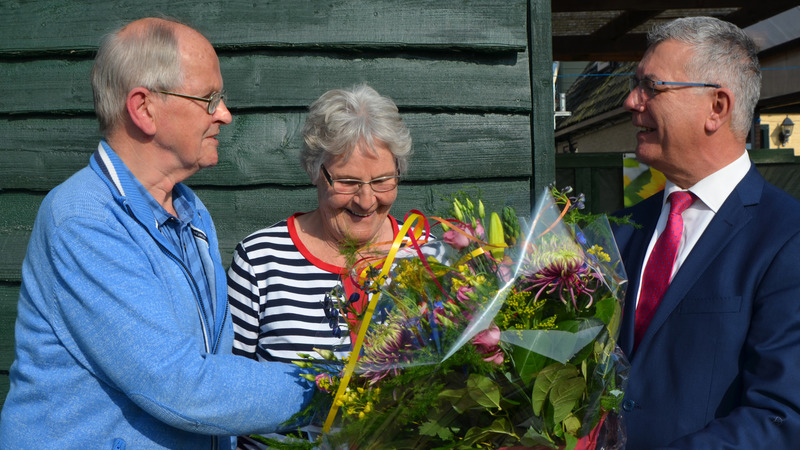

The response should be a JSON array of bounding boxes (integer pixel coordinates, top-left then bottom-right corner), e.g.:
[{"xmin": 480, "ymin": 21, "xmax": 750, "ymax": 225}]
[{"xmin": 227, "ymin": 214, "xmax": 406, "ymax": 363}]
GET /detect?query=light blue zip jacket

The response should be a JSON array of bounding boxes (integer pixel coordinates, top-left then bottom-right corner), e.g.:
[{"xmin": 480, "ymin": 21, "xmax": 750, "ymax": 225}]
[{"xmin": 0, "ymin": 142, "xmax": 311, "ymax": 449}]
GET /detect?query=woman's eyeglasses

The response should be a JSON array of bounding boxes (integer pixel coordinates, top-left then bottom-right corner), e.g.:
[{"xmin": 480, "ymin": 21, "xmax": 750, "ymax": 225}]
[{"xmin": 321, "ymin": 165, "xmax": 399, "ymax": 194}]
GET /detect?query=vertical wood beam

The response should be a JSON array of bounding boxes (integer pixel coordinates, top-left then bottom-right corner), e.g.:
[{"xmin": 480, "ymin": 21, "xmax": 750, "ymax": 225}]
[{"xmin": 528, "ymin": 0, "xmax": 555, "ymax": 206}]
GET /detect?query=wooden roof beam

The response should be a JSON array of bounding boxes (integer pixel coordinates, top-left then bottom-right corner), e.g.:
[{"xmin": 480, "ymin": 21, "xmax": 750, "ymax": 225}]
[{"xmin": 553, "ymin": 0, "xmax": 754, "ymax": 13}]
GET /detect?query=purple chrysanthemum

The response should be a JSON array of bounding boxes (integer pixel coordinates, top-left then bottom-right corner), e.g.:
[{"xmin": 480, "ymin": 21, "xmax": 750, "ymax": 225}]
[
  {"xmin": 358, "ymin": 320, "xmax": 412, "ymax": 384},
  {"xmin": 521, "ymin": 249, "xmax": 599, "ymax": 310}
]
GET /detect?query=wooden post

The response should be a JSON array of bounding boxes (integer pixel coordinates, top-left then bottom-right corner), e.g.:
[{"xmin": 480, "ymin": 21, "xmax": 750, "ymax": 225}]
[{"xmin": 528, "ymin": 0, "xmax": 556, "ymax": 206}]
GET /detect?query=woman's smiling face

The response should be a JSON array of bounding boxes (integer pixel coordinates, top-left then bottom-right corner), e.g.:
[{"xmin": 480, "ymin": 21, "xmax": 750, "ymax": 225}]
[{"xmin": 315, "ymin": 141, "xmax": 398, "ymax": 246}]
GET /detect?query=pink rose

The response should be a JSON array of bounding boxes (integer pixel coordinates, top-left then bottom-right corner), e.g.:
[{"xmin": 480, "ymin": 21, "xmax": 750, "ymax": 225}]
[
  {"xmin": 442, "ymin": 228, "xmax": 471, "ymax": 250},
  {"xmin": 472, "ymin": 324, "xmax": 504, "ymax": 365},
  {"xmin": 442, "ymin": 221, "xmax": 483, "ymax": 251}
]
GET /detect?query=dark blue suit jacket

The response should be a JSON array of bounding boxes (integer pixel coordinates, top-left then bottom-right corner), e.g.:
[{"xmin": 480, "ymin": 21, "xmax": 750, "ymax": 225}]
[{"xmin": 611, "ymin": 165, "xmax": 800, "ymax": 449}]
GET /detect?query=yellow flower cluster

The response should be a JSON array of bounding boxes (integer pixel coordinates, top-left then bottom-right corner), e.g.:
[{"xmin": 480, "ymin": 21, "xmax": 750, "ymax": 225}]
[
  {"xmin": 452, "ymin": 264, "xmax": 488, "ymax": 291},
  {"xmin": 337, "ymin": 386, "xmax": 381, "ymax": 420},
  {"xmin": 586, "ymin": 245, "xmax": 610, "ymax": 263},
  {"xmin": 496, "ymin": 289, "xmax": 559, "ymax": 330},
  {"xmin": 393, "ymin": 257, "xmax": 447, "ymax": 291},
  {"xmin": 393, "ymin": 259, "xmax": 416, "ymax": 289},
  {"xmin": 536, "ymin": 315, "xmax": 558, "ymax": 330}
]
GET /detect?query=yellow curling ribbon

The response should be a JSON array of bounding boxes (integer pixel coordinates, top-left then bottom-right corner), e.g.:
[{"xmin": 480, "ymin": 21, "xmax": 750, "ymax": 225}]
[{"xmin": 323, "ymin": 213, "xmax": 429, "ymax": 433}]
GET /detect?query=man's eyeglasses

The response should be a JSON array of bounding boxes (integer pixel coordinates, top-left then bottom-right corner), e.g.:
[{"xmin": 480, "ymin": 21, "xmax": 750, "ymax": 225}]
[
  {"xmin": 159, "ymin": 90, "xmax": 226, "ymax": 114},
  {"xmin": 629, "ymin": 76, "xmax": 720, "ymax": 99},
  {"xmin": 321, "ymin": 165, "xmax": 399, "ymax": 194}
]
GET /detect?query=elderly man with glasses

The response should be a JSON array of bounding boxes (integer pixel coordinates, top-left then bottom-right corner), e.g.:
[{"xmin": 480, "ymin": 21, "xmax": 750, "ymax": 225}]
[
  {"xmin": 0, "ymin": 18, "xmax": 311, "ymax": 449},
  {"xmin": 611, "ymin": 16, "xmax": 800, "ymax": 449}
]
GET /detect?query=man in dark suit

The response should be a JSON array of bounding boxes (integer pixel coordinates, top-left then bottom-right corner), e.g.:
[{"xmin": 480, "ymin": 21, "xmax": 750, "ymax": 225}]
[{"xmin": 611, "ymin": 16, "xmax": 800, "ymax": 448}]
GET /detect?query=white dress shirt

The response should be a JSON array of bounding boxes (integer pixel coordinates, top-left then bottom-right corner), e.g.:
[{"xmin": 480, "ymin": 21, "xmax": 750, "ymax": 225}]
[{"xmin": 634, "ymin": 150, "xmax": 752, "ymax": 307}]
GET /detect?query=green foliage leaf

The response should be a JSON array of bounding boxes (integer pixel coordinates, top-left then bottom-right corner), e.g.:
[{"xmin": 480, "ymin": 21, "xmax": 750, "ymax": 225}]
[
  {"xmin": 557, "ymin": 319, "xmax": 581, "ymax": 333},
  {"xmin": 606, "ymin": 298, "xmax": 623, "ymax": 342},
  {"xmin": 593, "ymin": 296, "xmax": 616, "ymax": 325},
  {"xmin": 439, "ymin": 387, "xmax": 474, "ymax": 414},
  {"xmin": 562, "ymin": 413, "xmax": 581, "ymax": 435},
  {"xmin": 550, "ymin": 373, "xmax": 586, "ymax": 424},
  {"xmin": 532, "ymin": 364, "xmax": 569, "ymax": 415},
  {"xmin": 466, "ymin": 374, "xmax": 501, "ymax": 409},
  {"xmin": 564, "ymin": 432, "xmax": 579, "ymax": 450},
  {"xmin": 531, "ymin": 363, "xmax": 583, "ymax": 423},
  {"xmin": 485, "ymin": 416, "xmax": 515, "ymax": 436},
  {"xmin": 511, "ymin": 344, "xmax": 550, "ymax": 383},
  {"xmin": 462, "ymin": 417, "xmax": 516, "ymax": 447},
  {"xmin": 419, "ymin": 419, "xmax": 454, "ymax": 440},
  {"xmin": 521, "ymin": 426, "xmax": 557, "ymax": 448}
]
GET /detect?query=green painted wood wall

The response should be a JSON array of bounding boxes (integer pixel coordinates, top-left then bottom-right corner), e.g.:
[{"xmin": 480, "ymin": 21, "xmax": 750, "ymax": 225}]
[{"xmin": 0, "ymin": 1, "xmax": 556, "ymax": 406}]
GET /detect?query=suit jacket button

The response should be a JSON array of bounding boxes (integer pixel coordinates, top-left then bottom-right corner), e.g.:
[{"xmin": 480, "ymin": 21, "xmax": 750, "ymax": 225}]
[{"xmin": 622, "ymin": 399, "xmax": 635, "ymax": 411}]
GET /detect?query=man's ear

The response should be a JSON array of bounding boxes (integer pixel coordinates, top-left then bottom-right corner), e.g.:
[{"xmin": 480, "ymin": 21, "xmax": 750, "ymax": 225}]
[
  {"xmin": 126, "ymin": 87, "xmax": 157, "ymax": 136},
  {"xmin": 705, "ymin": 88, "xmax": 734, "ymax": 133}
]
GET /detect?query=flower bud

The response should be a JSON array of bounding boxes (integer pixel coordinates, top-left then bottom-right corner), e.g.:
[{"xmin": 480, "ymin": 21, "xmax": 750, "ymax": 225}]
[
  {"xmin": 488, "ymin": 212, "xmax": 506, "ymax": 259},
  {"xmin": 453, "ymin": 201, "xmax": 464, "ymax": 222},
  {"xmin": 314, "ymin": 348, "xmax": 336, "ymax": 360}
]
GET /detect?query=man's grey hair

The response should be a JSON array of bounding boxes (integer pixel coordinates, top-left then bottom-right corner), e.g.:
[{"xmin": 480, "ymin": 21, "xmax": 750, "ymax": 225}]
[
  {"xmin": 91, "ymin": 19, "xmax": 185, "ymax": 135},
  {"xmin": 648, "ymin": 16, "xmax": 761, "ymax": 140}
]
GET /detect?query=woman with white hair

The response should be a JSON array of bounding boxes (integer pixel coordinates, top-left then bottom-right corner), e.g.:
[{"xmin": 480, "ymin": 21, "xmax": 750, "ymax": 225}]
[{"xmin": 227, "ymin": 84, "xmax": 413, "ymax": 368}]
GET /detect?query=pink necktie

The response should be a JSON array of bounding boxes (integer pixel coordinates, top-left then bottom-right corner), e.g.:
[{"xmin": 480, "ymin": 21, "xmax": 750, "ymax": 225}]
[{"xmin": 634, "ymin": 191, "xmax": 696, "ymax": 348}]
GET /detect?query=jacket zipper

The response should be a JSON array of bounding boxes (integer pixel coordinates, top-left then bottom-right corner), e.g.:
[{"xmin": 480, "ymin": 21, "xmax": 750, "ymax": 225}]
[
  {"xmin": 127, "ymin": 204, "xmax": 224, "ymax": 449},
  {"xmin": 125, "ymin": 204, "xmax": 213, "ymax": 351}
]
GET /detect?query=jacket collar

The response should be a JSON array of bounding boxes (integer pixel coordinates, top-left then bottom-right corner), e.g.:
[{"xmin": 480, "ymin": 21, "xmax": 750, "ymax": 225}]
[{"xmin": 91, "ymin": 141, "xmax": 160, "ymax": 228}]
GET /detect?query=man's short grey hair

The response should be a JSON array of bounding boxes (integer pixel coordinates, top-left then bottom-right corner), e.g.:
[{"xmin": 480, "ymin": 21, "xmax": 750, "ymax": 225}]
[
  {"xmin": 300, "ymin": 84, "xmax": 413, "ymax": 182},
  {"xmin": 648, "ymin": 16, "xmax": 761, "ymax": 140},
  {"xmin": 91, "ymin": 19, "xmax": 185, "ymax": 135}
]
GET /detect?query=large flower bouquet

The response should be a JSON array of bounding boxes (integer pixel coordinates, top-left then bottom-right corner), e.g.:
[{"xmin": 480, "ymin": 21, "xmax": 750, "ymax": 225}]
[{"xmin": 272, "ymin": 187, "xmax": 629, "ymax": 450}]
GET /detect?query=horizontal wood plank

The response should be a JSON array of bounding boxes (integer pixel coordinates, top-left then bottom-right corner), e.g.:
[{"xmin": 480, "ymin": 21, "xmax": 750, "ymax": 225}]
[
  {"xmin": 0, "ymin": 113, "xmax": 531, "ymax": 190},
  {"xmin": 0, "ymin": 180, "xmax": 530, "ymax": 281},
  {"xmin": 222, "ymin": 52, "xmax": 530, "ymax": 111},
  {"xmin": 0, "ymin": 375, "xmax": 7, "ymax": 409},
  {"xmin": 1, "ymin": 282, "xmax": 19, "ymax": 408},
  {"xmin": 0, "ymin": 52, "xmax": 531, "ymax": 114},
  {"xmin": 0, "ymin": 0, "xmax": 527, "ymax": 55},
  {"xmin": 0, "ymin": 192, "xmax": 41, "ymax": 281}
]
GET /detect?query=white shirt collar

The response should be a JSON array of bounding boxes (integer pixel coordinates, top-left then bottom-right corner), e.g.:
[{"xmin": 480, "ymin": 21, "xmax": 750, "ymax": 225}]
[{"xmin": 663, "ymin": 150, "xmax": 750, "ymax": 213}]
